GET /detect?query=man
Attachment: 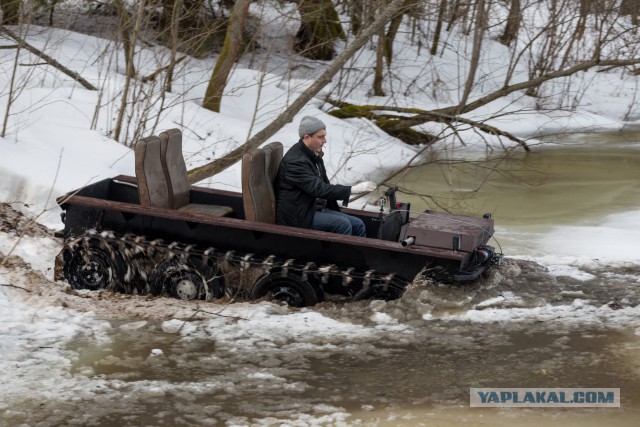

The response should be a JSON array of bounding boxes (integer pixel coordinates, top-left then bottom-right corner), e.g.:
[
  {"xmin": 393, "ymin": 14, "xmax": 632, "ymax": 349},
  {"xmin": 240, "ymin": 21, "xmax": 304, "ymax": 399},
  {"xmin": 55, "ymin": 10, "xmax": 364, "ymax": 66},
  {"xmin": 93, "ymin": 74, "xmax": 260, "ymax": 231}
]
[{"xmin": 274, "ymin": 116, "xmax": 377, "ymax": 236}]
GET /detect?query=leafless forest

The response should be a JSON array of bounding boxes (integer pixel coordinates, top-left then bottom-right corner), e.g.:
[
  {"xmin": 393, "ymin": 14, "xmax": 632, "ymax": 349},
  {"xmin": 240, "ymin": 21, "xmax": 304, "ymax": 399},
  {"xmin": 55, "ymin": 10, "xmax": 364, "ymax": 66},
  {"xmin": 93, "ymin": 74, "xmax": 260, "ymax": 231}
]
[{"xmin": 1, "ymin": 0, "xmax": 639, "ymax": 181}]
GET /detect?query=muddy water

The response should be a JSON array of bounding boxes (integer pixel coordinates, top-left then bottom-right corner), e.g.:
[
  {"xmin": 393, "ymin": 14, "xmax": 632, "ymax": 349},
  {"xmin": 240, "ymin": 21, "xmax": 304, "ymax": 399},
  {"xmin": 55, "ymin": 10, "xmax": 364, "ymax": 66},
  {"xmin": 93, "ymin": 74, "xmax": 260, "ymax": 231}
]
[
  {"xmin": 59, "ymin": 300, "xmax": 640, "ymax": 426},
  {"xmin": 392, "ymin": 131, "xmax": 640, "ymax": 256},
  {"xmin": 5, "ymin": 133, "xmax": 640, "ymax": 426}
]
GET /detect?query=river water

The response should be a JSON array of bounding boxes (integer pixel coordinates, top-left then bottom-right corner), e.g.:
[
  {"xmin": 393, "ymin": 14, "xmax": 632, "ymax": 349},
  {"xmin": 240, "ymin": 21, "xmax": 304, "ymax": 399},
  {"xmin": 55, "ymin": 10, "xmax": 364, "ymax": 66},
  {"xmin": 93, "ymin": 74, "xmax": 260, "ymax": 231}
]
[{"xmin": 2, "ymin": 133, "xmax": 640, "ymax": 426}]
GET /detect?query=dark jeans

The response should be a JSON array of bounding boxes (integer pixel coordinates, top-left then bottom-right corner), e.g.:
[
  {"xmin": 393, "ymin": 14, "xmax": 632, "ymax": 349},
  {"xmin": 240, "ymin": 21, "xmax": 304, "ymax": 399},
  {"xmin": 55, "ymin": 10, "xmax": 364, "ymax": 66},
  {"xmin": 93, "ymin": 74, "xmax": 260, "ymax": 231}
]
[{"xmin": 312, "ymin": 209, "xmax": 367, "ymax": 237}]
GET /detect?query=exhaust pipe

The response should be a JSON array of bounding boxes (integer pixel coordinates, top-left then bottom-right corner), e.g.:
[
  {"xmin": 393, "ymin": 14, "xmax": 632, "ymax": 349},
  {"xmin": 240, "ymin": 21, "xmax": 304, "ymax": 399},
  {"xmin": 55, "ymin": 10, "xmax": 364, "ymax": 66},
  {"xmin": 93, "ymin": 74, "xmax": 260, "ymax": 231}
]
[{"xmin": 401, "ymin": 236, "xmax": 415, "ymax": 247}]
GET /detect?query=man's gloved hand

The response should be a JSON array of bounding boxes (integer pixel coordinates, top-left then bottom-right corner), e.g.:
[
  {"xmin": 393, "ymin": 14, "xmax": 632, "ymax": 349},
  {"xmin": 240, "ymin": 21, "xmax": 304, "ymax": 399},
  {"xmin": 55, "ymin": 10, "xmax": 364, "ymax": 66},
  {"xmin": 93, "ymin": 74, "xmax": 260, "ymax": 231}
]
[{"xmin": 351, "ymin": 181, "xmax": 377, "ymax": 194}]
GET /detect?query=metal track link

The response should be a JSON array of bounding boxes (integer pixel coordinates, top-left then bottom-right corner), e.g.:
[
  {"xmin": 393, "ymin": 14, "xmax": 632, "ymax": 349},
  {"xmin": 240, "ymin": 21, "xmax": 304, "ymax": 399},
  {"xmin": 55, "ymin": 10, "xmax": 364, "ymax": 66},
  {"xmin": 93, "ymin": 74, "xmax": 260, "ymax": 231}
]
[{"xmin": 59, "ymin": 229, "xmax": 408, "ymax": 297}]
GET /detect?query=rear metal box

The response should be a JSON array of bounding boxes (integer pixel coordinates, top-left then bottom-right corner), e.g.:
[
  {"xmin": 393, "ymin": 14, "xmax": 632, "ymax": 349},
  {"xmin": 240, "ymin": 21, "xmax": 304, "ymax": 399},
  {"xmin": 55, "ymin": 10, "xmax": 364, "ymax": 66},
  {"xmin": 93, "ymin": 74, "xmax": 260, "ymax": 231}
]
[{"xmin": 402, "ymin": 211, "xmax": 494, "ymax": 252}]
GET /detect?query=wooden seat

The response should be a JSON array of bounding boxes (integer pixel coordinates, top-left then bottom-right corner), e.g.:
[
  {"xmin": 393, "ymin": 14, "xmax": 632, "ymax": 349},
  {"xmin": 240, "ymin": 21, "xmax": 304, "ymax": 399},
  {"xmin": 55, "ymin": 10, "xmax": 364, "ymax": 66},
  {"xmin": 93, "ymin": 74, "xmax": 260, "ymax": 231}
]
[
  {"xmin": 134, "ymin": 130, "xmax": 233, "ymax": 217},
  {"xmin": 134, "ymin": 136, "xmax": 171, "ymax": 209},
  {"xmin": 158, "ymin": 129, "xmax": 234, "ymax": 217},
  {"xmin": 263, "ymin": 141, "xmax": 283, "ymax": 185},
  {"xmin": 242, "ymin": 142, "xmax": 283, "ymax": 223}
]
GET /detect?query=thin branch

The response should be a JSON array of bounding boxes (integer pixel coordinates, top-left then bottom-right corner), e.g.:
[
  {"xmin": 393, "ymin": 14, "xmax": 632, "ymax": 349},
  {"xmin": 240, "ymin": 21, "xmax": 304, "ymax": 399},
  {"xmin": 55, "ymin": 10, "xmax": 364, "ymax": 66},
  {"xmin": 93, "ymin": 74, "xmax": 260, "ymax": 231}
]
[
  {"xmin": 438, "ymin": 58, "xmax": 640, "ymax": 116},
  {"xmin": 0, "ymin": 283, "xmax": 32, "ymax": 292},
  {"xmin": 192, "ymin": 308, "xmax": 247, "ymax": 321},
  {"xmin": 141, "ymin": 55, "xmax": 187, "ymax": 84},
  {"xmin": 0, "ymin": 26, "xmax": 97, "ymax": 91}
]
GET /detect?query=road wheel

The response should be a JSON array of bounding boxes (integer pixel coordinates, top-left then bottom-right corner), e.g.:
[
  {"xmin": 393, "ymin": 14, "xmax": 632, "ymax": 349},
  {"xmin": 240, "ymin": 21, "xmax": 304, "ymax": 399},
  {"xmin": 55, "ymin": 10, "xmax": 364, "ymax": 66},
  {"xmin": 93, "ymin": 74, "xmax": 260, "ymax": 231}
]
[
  {"xmin": 352, "ymin": 279, "xmax": 407, "ymax": 302},
  {"xmin": 62, "ymin": 240, "xmax": 123, "ymax": 291},
  {"xmin": 150, "ymin": 260, "xmax": 207, "ymax": 300},
  {"xmin": 250, "ymin": 272, "xmax": 319, "ymax": 307}
]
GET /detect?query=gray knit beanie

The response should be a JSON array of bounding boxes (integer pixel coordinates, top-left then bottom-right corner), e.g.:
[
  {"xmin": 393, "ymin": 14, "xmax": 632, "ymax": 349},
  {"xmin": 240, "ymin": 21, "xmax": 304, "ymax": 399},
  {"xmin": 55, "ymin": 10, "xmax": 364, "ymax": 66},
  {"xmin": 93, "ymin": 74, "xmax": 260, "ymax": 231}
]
[{"xmin": 298, "ymin": 116, "xmax": 326, "ymax": 138}]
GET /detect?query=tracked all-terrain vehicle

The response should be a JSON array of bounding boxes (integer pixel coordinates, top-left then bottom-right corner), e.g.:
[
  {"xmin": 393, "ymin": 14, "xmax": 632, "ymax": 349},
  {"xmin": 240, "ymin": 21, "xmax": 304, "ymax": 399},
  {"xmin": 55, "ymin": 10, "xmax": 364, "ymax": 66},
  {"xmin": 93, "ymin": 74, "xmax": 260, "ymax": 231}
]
[{"xmin": 54, "ymin": 129, "xmax": 502, "ymax": 307}]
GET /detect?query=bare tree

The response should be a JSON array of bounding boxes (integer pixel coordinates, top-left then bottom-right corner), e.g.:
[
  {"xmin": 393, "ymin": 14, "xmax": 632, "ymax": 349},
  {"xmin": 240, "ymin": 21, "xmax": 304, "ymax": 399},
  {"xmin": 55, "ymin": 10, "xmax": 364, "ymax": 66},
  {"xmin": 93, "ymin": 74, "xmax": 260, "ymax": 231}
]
[
  {"xmin": 349, "ymin": 0, "xmax": 367, "ymax": 35},
  {"xmin": 431, "ymin": 0, "xmax": 448, "ymax": 55},
  {"xmin": 1, "ymin": 22, "xmax": 96, "ymax": 138},
  {"xmin": 373, "ymin": 18, "xmax": 386, "ymax": 96},
  {"xmin": 164, "ymin": 0, "xmax": 183, "ymax": 93},
  {"xmin": 113, "ymin": 0, "xmax": 148, "ymax": 143},
  {"xmin": 372, "ymin": 2, "xmax": 407, "ymax": 96},
  {"xmin": 1, "ymin": 29, "xmax": 21, "ymax": 138},
  {"xmin": 294, "ymin": 0, "xmax": 346, "ymax": 60},
  {"xmin": 499, "ymin": 0, "xmax": 521, "ymax": 46},
  {"xmin": 0, "ymin": 0, "xmax": 20, "ymax": 25},
  {"xmin": 459, "ymin": 0, "xmax": 488, "ymax": 109},
  {"xmin": 188, "ymin": 0, "xmax": 415, "ymax": 183},
  {"xmin": 621, "ymin": 0, "xmax": 639, "ymax": 25},
  {"xmin": 446, "ymin": 0, "xmax": 464, "ymax": 32},
  {"xmin": 202, "ymin": 0, "xmax": 251, "ymax": 112}
]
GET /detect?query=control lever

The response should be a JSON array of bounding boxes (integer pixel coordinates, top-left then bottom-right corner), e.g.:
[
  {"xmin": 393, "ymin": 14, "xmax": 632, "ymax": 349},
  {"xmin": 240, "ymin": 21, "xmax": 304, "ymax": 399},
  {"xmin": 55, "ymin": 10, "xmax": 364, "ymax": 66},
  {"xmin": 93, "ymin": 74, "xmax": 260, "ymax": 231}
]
[{"xmin": 385, "ymin": 186, "xmax": 398, "ymax": 210}]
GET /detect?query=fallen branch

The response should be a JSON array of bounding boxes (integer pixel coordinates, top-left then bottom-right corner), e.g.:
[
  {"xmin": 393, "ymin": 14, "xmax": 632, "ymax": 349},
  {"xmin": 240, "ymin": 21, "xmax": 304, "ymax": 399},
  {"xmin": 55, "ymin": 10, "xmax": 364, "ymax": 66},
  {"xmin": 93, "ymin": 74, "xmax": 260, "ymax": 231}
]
[
  {"xmin": 330, "ymin": 103, "xmax": 530, "ymax": 151},
  {"xmin": 0, "ymin": 283, "xmax": 32, "ymax": 292},
  {"xmin": 0, "ymin": 26, "xmax": 97, "ymax": 91},
  {"xmin": 331, "ymin": 59, "xmax": 640, "ymax": 149},
  {"xmin": 192, "ymin": 308, "xmax": 247, "ymax": 321}
]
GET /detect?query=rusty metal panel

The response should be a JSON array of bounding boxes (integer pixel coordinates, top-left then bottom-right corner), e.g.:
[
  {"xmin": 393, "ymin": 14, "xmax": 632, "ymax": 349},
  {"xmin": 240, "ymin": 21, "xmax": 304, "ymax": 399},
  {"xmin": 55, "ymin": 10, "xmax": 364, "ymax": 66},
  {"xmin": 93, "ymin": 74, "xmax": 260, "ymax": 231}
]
[{"xmin": 403, "ymin": 210, "xmax": 494, "ymax": 252}]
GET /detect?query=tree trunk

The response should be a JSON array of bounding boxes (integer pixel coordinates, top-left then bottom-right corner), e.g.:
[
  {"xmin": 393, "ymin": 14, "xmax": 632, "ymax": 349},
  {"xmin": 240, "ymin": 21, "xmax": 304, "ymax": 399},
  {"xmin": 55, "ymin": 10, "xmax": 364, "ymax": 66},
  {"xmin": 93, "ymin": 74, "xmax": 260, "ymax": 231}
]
[
  {"xmin": 114, "ymin": 0, "xmax": 146, "ymax": 143},
  {"xmin": 202, "ymin": 0, "xmax": 251, "ymax": 112},
  {"xmin": 165, "ymin": 0, "xmax": 183, "ymax": 93},
  {"xmin": 574, "ymin": 0, "xmax": 589, "ymax": 40},
  {"xmin": 431, "ymin": 0, "xmax": 447, "ymax": 55},
  {"xmin": 559, "ymin": 0, "xmax": 589, "ymax": 69},
  {"xmin": 374, "ymin": 0, "xmax": 405, "ymax": 95},
  {"xmin": 621, "ymin": 0, "xmax": 640, "ymax": 25},
  {"xmin": 294, "ymin": 0, "xmax": 346, "ymax": 60},
  {"xmin": 459, "ymin": 0, "xmax": 487, "ymax": 110},
  {"xmin": 350, "ymin": 0, "xmax": 365, "ymax": 35},
  {"xmin": 0, "ymin": 0, "xmax": 20, "ymax": 25},
  {"xmin": 373, "ymin": 25, "xmax": 386, "ymax": 96},
  {"xmin": 161, "ymin": 0, "xmax": 204, "ymax": 37},
  {"xmin": 114, "ymin": 0, "xmax": 135, "ymax": 78},
  {"xmin": 1, "ymin": 30, "xmax": 20, "ymax": 138},
  {"xmin": 384, "ymin": 2, "xmax": 404, "ymax": 65},
  {"xmin": 499, "ymin": 0, "xmax": 520, "ymax": 46},
  {"xmin": 446, "ymin": 0, "xmax": 462, "ymax": 32},
  {"xmin": 329, "ymin": 103, "xmax": 529, "ymax": 149},
  {"xmin": 188, "ymin": 0, "xmax": 413, "ymax": 184}
]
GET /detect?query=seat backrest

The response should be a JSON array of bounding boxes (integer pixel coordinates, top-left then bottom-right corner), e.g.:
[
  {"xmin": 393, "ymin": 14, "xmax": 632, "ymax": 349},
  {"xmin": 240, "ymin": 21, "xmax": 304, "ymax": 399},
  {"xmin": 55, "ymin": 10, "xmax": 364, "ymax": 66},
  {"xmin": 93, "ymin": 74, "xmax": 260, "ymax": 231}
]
[
  {"xmin": 134, "ymin": 136, "xmax": 171, "ymax": 208},
  {"xmin": 242, "ymin": 147, "xmax": 275, "ymax": 223},
  {"xmin": 159, "ymin": 128, "xmax": 190, "ymax": 209},
  {"xmin": 262, "ymin": 141, "xmax": 283, "ymax": 184}
]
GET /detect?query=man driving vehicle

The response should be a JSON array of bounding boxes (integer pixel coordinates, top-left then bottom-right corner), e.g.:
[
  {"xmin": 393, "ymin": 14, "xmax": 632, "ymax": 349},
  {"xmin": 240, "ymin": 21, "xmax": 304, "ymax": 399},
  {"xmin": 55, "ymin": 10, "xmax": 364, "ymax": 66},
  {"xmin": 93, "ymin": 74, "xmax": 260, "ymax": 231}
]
[{"xmin": 274, "ymin": 116, "xmax": 377, "ymax": 236}]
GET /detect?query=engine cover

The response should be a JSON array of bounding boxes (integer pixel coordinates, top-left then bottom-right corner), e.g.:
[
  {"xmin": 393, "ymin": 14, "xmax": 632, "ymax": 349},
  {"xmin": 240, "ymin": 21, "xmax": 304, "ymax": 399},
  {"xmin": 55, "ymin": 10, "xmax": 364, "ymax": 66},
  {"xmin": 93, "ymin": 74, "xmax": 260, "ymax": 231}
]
[{"xmin": 400, "ymin": 210, "xmax": 494, "ymax": 252}]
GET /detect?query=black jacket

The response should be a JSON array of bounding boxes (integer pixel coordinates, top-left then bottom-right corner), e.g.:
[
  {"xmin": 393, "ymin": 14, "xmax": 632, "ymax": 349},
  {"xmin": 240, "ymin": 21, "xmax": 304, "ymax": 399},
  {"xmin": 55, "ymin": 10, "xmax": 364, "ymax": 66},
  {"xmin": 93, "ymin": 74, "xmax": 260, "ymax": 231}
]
[{"xmin": 275, "ymin": 140, "xmax": 351, "ymax": 229}]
